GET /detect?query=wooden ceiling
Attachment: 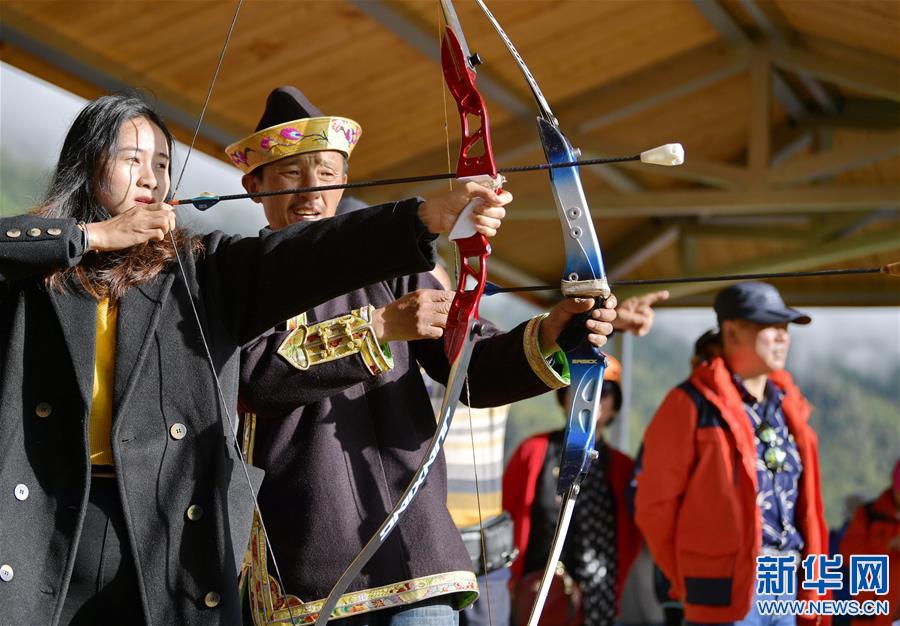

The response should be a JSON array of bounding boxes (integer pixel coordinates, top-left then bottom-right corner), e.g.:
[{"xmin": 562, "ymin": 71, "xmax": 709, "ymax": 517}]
[{"xmin": 2, "ymin": 0, "xmax": 898, "ymax": 306}]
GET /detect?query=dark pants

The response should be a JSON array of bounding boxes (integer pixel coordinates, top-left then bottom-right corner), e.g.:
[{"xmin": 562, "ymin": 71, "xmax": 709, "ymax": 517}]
[
  {"xmin": 60, "ymin": 476, "xmax": 144, "ymax": 625},
  {"xmin": 459, "ymin": 568, "xmax": 511, "ymax": 626}
]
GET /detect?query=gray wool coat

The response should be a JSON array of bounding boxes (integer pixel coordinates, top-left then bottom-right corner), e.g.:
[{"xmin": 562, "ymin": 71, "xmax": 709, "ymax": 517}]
[{"xmin": 0, "ymin": 199, "xmax": 435, "ymax": 625}]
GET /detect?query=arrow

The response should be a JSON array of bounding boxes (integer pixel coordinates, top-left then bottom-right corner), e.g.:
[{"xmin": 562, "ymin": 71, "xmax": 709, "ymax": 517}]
[
  {"xmin": 483, "ymin": 263, "xmax": 900, "ymax": 295},
  {"xmin": 170, "ymin": 144, "xmax": 684, "ymax": 210}
]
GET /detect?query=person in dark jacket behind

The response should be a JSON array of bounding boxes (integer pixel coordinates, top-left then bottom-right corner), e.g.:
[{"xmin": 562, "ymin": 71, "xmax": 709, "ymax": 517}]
[
  {"xmin": 636, "ymin": 282, "xmax": 830, "ymax": 626},
  {"xmin": 0, "ymin": 93, "xmax": 508, "ymax": 626},
  {"xmin": 504, "ymin": 356, "xmax": 642, "ymax": 626}
]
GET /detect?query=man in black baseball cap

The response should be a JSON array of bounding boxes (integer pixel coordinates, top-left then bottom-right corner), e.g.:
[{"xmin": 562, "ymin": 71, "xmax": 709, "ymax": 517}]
[
  {"xmin": 714, "ymin": 281, "xmax": 811, "ymax": 327},
  {"xmin": 637, "ymin": 282, "xmax": 829, "ymax": 622},
  {"xmin": 714, "ymin": 281, "xmax": 810, "ymax": 403}
]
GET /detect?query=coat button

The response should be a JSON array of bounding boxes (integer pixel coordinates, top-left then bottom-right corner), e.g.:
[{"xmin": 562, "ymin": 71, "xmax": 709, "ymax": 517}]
[
  {"xmin": 0, "ymin": 565, "xmax": 13, "ymax": 582},
  {"xmin": 35, "ymin": 402, "xmax": 52, "ymax": 418},
  {"xmin": 169, "ymin": 423, "xmax": 187, "ymax": 440},
  {"xmin": 551, "ymin": 466, "xmax": 560, "ymax": 478},
  {"xmin": 27, "ymin": 228, "xmax": 42, "ymax": 237},
  {"xmin": 5, "ymin": 229, "xmax": 21, "ymax": 238},
  {"xmin": 186, "ymin": 504, "xmax": 204, "ymax": 521},
  {"xmin": 47, "ymin": 228, "xmax": 62, "ymax": 236},
  {"xmin": 203, "ymin": 591, "xmax": 220, "ymax": 608},
  {"xmin": 14, "ymin": 484, "xmax": 28, "ymax": 501}
]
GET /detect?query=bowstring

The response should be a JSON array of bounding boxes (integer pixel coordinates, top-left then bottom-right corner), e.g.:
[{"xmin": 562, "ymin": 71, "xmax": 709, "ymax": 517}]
[
  {"xmin": 464, "ymin": 379, "xmax": 495, "ymax": 624},
  {"xmin": 166, "ymin": 1, "xmax": 297, "ymax": 623}
]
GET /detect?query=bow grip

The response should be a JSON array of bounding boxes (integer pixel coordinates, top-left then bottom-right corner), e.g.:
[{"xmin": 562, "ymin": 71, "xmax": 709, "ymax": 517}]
[
  {"xmin": 555, "ymin": 296, "xmax": 607, "ymax": 353},
  {"xmin": 449, "ymin": 174, "xmax": 505, "ymax": 241}
]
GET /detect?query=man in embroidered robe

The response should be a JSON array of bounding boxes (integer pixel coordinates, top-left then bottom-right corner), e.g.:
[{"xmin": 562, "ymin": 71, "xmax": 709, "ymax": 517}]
[{"xmin": 234, "ymin": 86, "xmax": 618, "ymax": 626}]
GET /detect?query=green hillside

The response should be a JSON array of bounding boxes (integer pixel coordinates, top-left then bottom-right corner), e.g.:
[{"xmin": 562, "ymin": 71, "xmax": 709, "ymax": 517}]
[{"xmin": 0, "ymin": 152, "xmax": 48, "ymax": 216}]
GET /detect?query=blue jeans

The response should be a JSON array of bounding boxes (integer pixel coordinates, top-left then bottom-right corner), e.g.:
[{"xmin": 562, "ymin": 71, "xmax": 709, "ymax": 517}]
[
  {"xmin": 460, "ymin": 568, "xmax": 511, "ymax": 626},
  {"xmin": 685, "ymin": 586, "xmax": 798, "ymax": 626},
  {"xmin": 337, "ymin": 595, "xmax": 458, "ymax": 626},
  {"xmin": 736, "ymin": 587, "xmax": 797, "ymax": 626}
]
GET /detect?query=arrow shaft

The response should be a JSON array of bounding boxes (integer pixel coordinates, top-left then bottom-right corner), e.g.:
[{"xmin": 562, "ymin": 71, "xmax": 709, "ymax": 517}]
[
  {"xmin": 171, "ymin": 154, "xmax": 641, "ymax": 209},
  {"xmin": 486, "ymin": 266, "xmax": 889, "ymax": 294}
]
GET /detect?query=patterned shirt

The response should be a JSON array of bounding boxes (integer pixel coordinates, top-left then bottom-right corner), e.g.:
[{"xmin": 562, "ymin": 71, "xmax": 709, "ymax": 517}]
[
  {"xmin": 445, "ymin": 404, "xmax": 509, "ymax": 527},
  {"xmin": 734, "ymin": 376, "xmax": 804, "ymax": 552}
]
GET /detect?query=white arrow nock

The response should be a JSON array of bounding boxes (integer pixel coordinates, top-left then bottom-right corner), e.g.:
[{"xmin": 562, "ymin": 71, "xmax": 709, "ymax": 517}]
[{"xmin": 640, "ymin": 143, "xmax": 684, "ymax": 166}]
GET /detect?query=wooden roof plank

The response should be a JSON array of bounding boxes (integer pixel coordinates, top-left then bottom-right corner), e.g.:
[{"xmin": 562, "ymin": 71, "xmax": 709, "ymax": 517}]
[
  {"xmin": 616, "ymin": 228, "xmax": 900, "ymax": 301},
  {"xmin": 767, "ymin": 130, "xmax": 900, "ymax": 185},
  {"xmin": 768, "ymin": 41, "xmax": 900, "ymax": 102}
]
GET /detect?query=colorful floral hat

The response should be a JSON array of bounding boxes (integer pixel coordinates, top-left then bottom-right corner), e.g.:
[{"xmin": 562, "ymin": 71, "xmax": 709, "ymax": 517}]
[{"xmin": 225, "ymin": 86, "xmax": 361, "ymax": 174}]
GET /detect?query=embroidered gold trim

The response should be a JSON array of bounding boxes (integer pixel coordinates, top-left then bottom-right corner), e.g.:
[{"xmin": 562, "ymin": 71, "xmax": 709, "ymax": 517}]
[
  {"xmin": 276, "ymin": 306, "xmax": 392, "ymax": 375},
  {"xmin": 241, "ymin": 412, "xmax": 257, "ymax": 464},
  {"xmin": 225, "ymin": 116, "xmax": 361, "ymax": 174},
  {"xmin": 246, "ymin": 512, "xmax": 478, "ymax": 625},
  {"xmin": 286, "ymin": 313, "xmax": 306, "ymax": 332},
  {"xmin": 238, "ymin": 411, "xmax": 259, "ymax": 592},
  {"xmin": 524, "ymin": 314, "xmax": 568, "ymax": 390}
]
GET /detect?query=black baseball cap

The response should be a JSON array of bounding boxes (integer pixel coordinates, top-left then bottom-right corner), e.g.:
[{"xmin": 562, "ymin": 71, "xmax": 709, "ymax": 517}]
[{"xmin": 714, "ymin": 282, "xmax": 811, "ymax": 325}]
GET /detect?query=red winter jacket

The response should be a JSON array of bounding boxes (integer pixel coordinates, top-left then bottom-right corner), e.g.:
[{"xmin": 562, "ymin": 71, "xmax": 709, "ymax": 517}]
[
  {"xmin": 635, "ymin": 357, "xmax": 829, "ymax": 624},
  {"xmin": 503, "ymin": 432, "xmax": 642, "ymax": 610},
  {"xmin": 839, "ymin": 488, "xmax": 900, "ymax": 624}
]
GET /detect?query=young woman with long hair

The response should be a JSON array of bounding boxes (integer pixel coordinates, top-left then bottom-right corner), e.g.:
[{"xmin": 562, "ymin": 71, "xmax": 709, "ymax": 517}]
[{"xmin": 0, "ymin": 93, "xmax": 509, "ymax": 625}]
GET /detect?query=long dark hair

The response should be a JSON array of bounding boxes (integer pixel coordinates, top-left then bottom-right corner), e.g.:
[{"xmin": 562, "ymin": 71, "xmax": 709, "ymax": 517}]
[{"xmin": 37, "ymin": 93, "xmax": 201, "ymax": 298}]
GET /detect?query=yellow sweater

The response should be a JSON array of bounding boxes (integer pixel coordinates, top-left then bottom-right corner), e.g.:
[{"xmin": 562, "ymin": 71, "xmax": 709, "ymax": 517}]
[{"xmin": 89, "ymin": 298, "xmax": 116, "ymax": 465}]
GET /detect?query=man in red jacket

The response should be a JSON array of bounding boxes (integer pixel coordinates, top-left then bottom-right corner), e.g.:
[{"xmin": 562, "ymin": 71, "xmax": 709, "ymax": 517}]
[
  {"xmin": 504, "ymin": 356, "xmax": 643, "ymax": 626},
  {"xmin": 636, "ymin": 282, "xmax": 829, "ymax": 625},
  {"xmin": 839, "ymin": 459, "xmax": 900, "ymax": 624}
]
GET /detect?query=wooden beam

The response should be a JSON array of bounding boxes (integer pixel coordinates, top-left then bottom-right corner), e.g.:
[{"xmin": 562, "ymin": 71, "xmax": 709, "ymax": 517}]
[
  {"xmin": 506, "ymin": 185, "xmax": 900, "ymax": 219},
  {"xmin": 605, "ymin": 222, "xmax": 681, "ymax": 279},
  {"xmin": 577, "ymin": 42, "xmax": 748, "ymax": 133},
  {"xmin": 802, "ymin": 100, "xmax": 900, "ymax": 132},
  {"xmin": 737, "ymin": 0, "xmax": 795, "ymax": 43},
  {"xmin": 749, "ymin": 53, "xmax": 771, "ymax": 176},
  {"xmin": 579, "ymin": 154, "xmax": 643, "ymax": 194},
  {"xmin": 813, "ymin": 209, "xmax": 899, "ymax": 242},
  {"xmin": 616, "ymin": 229, "xmax": 900, "ymax": 301},
  {"xmin": 690, "ymin": 0, "xmax": 807, "ymax": 120},
  {"xmin": 771, "ymin": 71, "xmax": 807, "ymax": 119},
  {"xmin": 767, "ymin": 41, "xmax": 900, "ymax": 102},
  {"xmin": 699, "ymin": 214, "xmax": 810, "ymax": 226},
  {"xmin": 767, "ymin": 131, "xmax": 900, "ymax": 186},
  {"xmin": 350, "ymin": 1, "xmax": 645, "ymax": 193},
  {"xmin": 682, "ymin": 223, "xmax": 813, "ymax": 242},
  {"xmin": 680, "ymin": 234, "xmax": 698, "ymax": 274},
  {"xmin": 770, "ymin": 131, "xmax": 812, "ymax": 167},
  {"xmin": 668, "ymin": 289, "xmax": 900, "ymax": 307},
  {"xmin": 575, "ymin": 137, "xmax": 752, "ymax": 190},
  {"xmin": 347, "ymin": 0, "xmax": 532, "ymax": 120},
  {"xmin": 689, "ymin": 0, "xmax": 749, "ymax": 45},
  {"xmin": 361, "ymin": 41, "xmax": 747, "ymax": 203},
  {"xmin": 739, "ymin": 0, "xmax": 838, "ymax": 113}
]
